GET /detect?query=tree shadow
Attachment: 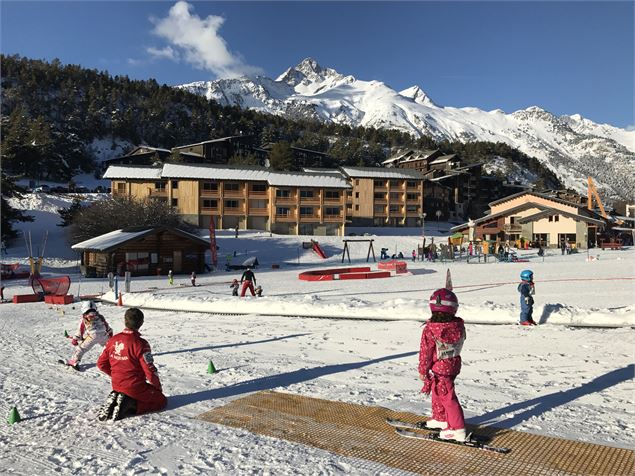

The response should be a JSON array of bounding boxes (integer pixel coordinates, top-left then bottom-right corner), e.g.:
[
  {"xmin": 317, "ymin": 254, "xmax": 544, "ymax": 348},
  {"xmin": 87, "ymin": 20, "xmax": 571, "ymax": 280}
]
[
  {"xmin": 469, "ymin": 365, "xmax": 634, "ymax": 434},
  {"xmin": 167, "ymin": 350, "xmax": 418, "ymax": 410},
  {"xmin": 538, "ymin": 303, "xmax": 565, "ymax": 324},
  {"xmin": 155, "ymin": 333, "xmax": 311, "ymax": 357}
]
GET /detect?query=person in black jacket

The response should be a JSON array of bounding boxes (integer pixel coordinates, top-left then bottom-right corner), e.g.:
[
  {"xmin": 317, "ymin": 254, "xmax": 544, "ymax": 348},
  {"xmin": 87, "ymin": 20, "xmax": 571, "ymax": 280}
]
[{"xmin": 240, "ymin": 267, "xmax": 256, "ymax": 297}]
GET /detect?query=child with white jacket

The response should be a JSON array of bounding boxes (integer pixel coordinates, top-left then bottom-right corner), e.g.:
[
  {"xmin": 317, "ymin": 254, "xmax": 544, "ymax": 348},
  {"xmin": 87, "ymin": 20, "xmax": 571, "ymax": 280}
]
[{"xmin": 65, "ymin": 300, "xmax": 113, "ymax": 369}]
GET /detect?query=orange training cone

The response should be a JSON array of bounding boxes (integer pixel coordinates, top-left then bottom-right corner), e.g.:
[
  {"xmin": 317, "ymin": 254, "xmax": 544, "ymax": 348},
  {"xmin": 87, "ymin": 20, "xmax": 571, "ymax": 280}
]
[{"xmin": 117, "ymin": 292, "xmax": 123, "ymax": 306}]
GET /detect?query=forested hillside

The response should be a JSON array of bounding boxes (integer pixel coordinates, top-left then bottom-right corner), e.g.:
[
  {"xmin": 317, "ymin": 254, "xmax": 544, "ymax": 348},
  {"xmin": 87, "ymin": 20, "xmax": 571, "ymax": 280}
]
[{"xmin": 0, "ymin": 55, "xmax": 561, "ymax": 191}]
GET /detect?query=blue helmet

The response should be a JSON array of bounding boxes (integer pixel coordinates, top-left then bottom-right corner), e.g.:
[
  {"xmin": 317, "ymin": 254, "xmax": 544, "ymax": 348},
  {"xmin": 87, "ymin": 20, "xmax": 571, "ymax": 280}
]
[{"xmin": 520, "ymin": 269, "xmax": 534, "ymax": 281}]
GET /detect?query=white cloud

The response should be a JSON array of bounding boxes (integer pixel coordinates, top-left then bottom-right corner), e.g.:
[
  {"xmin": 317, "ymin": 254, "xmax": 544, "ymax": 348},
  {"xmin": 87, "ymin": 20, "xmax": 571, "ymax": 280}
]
[
  {"xmin": 149, "ymin": 1, "xmax": 262, "ymax": 78},
  {"xmin": 147, "ymin": 46, "xmax": 179, "ymax": 61}
]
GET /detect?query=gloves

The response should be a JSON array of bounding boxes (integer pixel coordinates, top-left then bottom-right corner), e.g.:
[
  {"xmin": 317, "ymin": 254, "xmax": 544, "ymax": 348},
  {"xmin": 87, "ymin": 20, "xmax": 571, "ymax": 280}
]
[
  {"xmin": 71, "ymin": 338, "xmax": 79, "ymax": 346},
  {"xmin": 524, "ymin": 296, "xmax": 533, "ymax": 305},
  {"xmin": 421, "ymin": 374, "xmax": 433, "ymax": 395}
]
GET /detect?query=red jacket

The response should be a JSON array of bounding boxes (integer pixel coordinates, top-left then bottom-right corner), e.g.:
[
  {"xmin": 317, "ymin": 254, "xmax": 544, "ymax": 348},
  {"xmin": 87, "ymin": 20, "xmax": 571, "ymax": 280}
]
[
  {"xmin": 97, "ymin": 329, "xmax": 162, "ymax": 393},
  {"xmin": 419, "ymin": 317, "xmax": 465, "ymax": 377}
]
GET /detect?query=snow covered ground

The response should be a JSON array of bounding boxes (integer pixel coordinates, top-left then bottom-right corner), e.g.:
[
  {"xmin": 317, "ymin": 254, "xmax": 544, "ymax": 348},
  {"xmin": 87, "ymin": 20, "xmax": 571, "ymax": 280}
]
[{"xmin": 0, "ymin": 193, "xmax": 633, "ymax": 475}]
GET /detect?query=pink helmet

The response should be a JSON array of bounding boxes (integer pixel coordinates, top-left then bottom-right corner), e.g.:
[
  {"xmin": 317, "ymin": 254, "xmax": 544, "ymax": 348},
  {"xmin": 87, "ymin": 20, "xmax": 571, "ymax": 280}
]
[{"xmin": 429, "ymin": 288, "xmax": 459, "ymax": 315}]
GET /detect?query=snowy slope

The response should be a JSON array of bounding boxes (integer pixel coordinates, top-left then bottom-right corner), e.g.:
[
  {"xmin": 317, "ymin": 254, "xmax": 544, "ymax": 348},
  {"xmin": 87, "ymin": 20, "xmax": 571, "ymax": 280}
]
[
  {"xmin": 178, "ymin": 58, "xmax": 635, "ymax": 200},
  {"xmin": 0, "ymin": 194, "xmax": 634, "ymax": 474}
]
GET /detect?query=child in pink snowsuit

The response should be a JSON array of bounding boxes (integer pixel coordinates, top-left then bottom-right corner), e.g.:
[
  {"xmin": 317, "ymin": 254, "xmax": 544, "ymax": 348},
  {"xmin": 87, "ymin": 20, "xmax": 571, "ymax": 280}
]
[
  {"xmin": 419, "ymin": 288, "xmax": 467, "ymax": 442},
  {"xmin": 67, "ymin": 300, "xmax": 113, "ymax": 368}
]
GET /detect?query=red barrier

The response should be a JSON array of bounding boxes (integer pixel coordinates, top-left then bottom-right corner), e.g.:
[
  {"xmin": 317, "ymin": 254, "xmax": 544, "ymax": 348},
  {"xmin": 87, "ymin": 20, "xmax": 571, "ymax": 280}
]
[
  {"xmin": 32, "ymin": 276, "xmax": 71, "ymax": 296},
  {"xmin": 13, "ymin": 294, "xmax": 42, "ymax": 303},
  {"xmin": 299, "ymin": 267, "xmax": 391, "ymax": 281},
  {"xmin": 44, "ymin": 295, "xmax": 74, "ymax": 305},
  {"xmin": 378, "ymin": 260, "xmax": 408, "ymax": 274}
]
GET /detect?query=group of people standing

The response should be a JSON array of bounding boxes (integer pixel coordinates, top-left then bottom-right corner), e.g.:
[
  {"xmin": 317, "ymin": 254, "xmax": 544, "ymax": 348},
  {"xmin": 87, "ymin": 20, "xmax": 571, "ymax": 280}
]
[{"xmin": 230, "ymin": 267, "xmax": 262, "ymax": 297}]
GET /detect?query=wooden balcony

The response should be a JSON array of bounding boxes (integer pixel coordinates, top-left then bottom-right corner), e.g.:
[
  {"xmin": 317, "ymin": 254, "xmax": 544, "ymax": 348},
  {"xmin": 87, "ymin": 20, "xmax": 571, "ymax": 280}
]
[
  {"xmin": 201, "ymin": 190, "xmax": 219, "ymax": 197},
  {"xmin": 503, "ymin": 224, "xmax": 522, "ymax": 233},
  {"xmin": 247, "ymin": 208, "xmax": 269, "ymax": 216},
  {"xmin": 149, "ymin": 188, "xmax": 167, "ymax": 197}
]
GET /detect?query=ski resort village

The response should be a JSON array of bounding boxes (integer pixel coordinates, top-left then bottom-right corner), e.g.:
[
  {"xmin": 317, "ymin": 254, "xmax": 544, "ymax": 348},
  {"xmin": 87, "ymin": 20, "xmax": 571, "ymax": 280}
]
[{"xmin": 1, "ymin": 1, "xmax": 634, "ymax": 475}]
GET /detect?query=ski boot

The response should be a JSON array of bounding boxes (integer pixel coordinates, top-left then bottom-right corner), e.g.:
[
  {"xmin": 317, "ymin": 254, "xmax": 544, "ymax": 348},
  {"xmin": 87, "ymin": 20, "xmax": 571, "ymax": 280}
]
[
  {"xmin": 110, "ymin": 393, "xmax": 137, "ymax": 421},
  {"xmin": 98, "ymin": 391, "xmax": 120, "ymax": 422}
]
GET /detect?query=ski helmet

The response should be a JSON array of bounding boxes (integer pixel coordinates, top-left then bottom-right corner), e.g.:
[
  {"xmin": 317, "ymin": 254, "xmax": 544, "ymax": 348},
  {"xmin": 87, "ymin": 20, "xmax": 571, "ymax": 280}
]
[
  {"xmin": 429, "ymin": 288, "xmax": 459, "ymax": 315},
  {"xmin": 520, "ymin": 269, "xmax": 534, "ymax": 281},
  {"xmin": 81, "ymin": 300, "xmax": 96, "ymax": 315}
]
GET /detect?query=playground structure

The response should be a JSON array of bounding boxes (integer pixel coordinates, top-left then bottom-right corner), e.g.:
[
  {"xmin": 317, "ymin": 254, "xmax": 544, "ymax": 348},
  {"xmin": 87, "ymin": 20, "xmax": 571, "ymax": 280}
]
[
  {"xmin": 311, "ymin": 240, "xmax": 327, "ymax": 259},
  {"xmin": 1, "ymin": 263, "xmax": 30, "ymax": 280},
  {"xmin": 341, "ymin": 239, "xmax": 376, "ymax": 264},
  {"xmin": 377, "ymin": 260, "xmax": 408, "ymax": 274},
  {"xmin": 299, "ymin": 267, "xmax": 391, "ymax": 281},
  {"xmin": 12, "ymin": 275, "xmax": 73, "ymax": 304}
]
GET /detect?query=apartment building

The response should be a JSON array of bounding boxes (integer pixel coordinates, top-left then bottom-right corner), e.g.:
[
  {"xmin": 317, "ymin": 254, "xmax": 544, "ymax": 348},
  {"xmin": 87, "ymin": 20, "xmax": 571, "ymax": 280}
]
[
  {"xmin": 103, "ymin": 163, "xmax": 350, "ymax": 236},
  {"xmin": 338, "ymin": 167, "xmax": 425, "ymax": 227}
]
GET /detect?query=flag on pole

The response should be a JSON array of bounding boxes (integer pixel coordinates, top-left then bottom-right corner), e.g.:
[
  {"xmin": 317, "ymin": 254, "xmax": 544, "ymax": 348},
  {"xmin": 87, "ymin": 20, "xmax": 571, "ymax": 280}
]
[
  {"xmin": 445, "ymin": 268, "xmax": 453, "ymax": 291},
  {"xmin": 209, "ymin": 216, "xmax": 218, "ymax": 268}
]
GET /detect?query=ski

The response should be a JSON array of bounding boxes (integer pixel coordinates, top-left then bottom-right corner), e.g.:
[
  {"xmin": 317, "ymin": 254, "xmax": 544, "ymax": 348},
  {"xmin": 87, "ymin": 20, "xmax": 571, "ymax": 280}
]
[
  {"xmin": 386, "ymin": 418, "xmax": 439, "ymax": 432},
  {"xmin": 395, "ymin": 428, "xmax": 511, "ymax": 454},
  {"xmin": 57, "ymin": 359, "xmax": 81, "ymax": 371}
]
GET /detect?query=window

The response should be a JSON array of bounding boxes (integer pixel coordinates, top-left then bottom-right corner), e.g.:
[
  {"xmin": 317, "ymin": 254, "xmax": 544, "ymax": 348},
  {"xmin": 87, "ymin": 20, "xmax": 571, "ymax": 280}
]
[
  {"xmin": 406, "ymin": 205, "xmax": 419, "ymax": 212},
  {"xmin": 355, "ymin": 205, "xmax": 359, "ymax": 211},
  {"xmin": 225, "ymin": 200, "xmax": 239, "ymax": 209},
  {"xmin": 300, "ymin": 207, "xmax": 313, "ymax": 216},
  {"xmin": 374, "ymin": 205, "xmax": 385, "ymax": 214},
  {"xmin": 390, "ymin": 192, "xmax": 401, "ymax": 201},
  {"xmin": 224, "ymin": 182, "xmax": 239, "ymax": 192},
  {"xmin": 276, "ymin": 189, "xmax": 291, "ymax": 198},
  {"xmin": 406, "ymin": 193, "xmax": 419, "ymax": 200},
  {"xmin": 374, "ymin": 192, "xmax": 385, "ymax": 200},
  {"xmin": 555, "ymin": 215, "xmax": 559, "ymax": 222},
  {"xmin": 300, "ymin": 190, "xmax": 314, "ymax": 199},
  {"xmin": 347, "ymin": 203, "xmax": 352, "ymax": 209},
  {"xmin": 125, "ymin": 252, "xmax": 149, "ymax": 272},
  {"xmin": 324, "ymin": 190, "xmax": 340, "ymax": 200},
  {"xmin": 171, "ymin": 198, "xmax": 178, "ymax": 207},
  {"xmin": 249, "ymin": 199, "xmax": 267, "ymax": 209},
  {"xmin": 202, "ymin": 199, "xmax": 217, "ymax": 209},
  {"xmin": 276, "ymin": 207, "xmax": 290, "ymax": 216},
  {"xmin": 355, "ymin": 179, "xmax": 360, "ymax": 186},
  {"xmin": 407, "ymin": 181, "xmax": 418, "ymax": 188},
  {"xmin": 116, "ymin": 182, "xmax": 125, "ymax": 191},
  {"xmin": 389, "ymin": 205, "xmax": 400, "ymax": 213},
  {"xmin": 251, "ymin": 183, "xmax": 267, "ymax": 193},
  {"xmin": 155, "ymin": 181, "xmax": 166, "ymax": 190},
  {"xmin": 324, "ymin": 207, "xmax": 340, "ymax": 217},
  {"xmin": 374, "ymin": 180, "xmax": 385, "ymax": 187},
  {"xmin": 389, "ymin": 180, "xmax": 400, "ymax": 187},
  {"xmin": 355, "ymin": 192, "xmax": 359, "ymax": 198},
  {"xmin": 202, "ymin": 182, "xmax": 218, "ymax": 192},
  {"xmin": 171, "ymin": 180, "xmax": 178, "ymax": 189}
]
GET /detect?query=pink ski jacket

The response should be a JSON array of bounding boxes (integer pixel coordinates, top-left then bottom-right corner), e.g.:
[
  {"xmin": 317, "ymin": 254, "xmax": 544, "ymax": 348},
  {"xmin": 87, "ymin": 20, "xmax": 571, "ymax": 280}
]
[{"xmin": 419, "ymin": 317, "xmax": 466, "ymax": 377}]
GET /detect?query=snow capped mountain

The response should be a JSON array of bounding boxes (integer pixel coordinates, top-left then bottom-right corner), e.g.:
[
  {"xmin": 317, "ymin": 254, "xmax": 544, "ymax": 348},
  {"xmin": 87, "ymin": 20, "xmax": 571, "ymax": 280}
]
[{"xmin": 177, "ymin": 58, "xmax": 635, "ymax": 200}]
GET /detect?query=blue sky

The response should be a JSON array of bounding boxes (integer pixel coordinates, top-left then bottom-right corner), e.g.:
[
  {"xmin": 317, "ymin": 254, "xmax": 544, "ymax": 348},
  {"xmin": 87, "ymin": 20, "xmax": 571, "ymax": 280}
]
[{"xmin": 2, "ymin": 1, "xmax": 633, "ymax": 128}]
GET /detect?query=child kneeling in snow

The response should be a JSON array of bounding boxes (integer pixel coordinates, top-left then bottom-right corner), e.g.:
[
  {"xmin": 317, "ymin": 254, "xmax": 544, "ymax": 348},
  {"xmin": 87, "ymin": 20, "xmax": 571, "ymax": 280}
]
[
  {"xmin": 65, "ymin": 300, "xmax": 112, "ymax": 370},
  {"xmin": 97, "ymin": 308, "xmax": 167, "ymax": 421},
  {"xmin": 418, "ymin": 288, "xmax": 467, "ymax": 442}
]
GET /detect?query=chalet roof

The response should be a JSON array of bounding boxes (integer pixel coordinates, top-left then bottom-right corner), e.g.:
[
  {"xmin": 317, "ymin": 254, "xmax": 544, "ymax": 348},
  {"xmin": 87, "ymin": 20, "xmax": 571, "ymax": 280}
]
[
  {"xmin": 339, "ymin": 166, "xmax": 423, "ymax": 179},
  {"xmin": 160, "ymin": 163, "xmax": 350, "ymax": 188},
  {"xmin": 488, "ymin": 190, "xmax": 582, "ymax": 209},
  {"xmin": 450, "ymin": 203, "xmax": 551, "ymax": 232},
  {"xmin": 174, "ymin": 135, "xmax": 251, "ymax": 149},
  {"xmin": 429, "ymin": 154, "xmax": 457, "ymax": 165},
  {"xmin": 71, "ymin": 226, "xmax": 209, "ymax": 252},
  {"xmin": 517, "ymin": 208, "xmax": 606, "ymax": 226},
  {"xmin": 102, "ymin": 165, "xmax": 162, "ymax": 180},
  {"xmin": 401, "ymin": 149, "xmax": 440, "ymax": 164},
  {"xmin": 301, "ymin": 167, "xmax": 346, "ymax": 176}
]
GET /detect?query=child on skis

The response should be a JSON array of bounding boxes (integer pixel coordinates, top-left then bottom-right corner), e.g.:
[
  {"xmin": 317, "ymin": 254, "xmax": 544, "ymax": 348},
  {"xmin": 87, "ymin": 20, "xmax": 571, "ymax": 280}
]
[
  {"xmin": 518, "ymin": 269, "xmax": 536, "ymax": 326},
  {"xmin": 255, "ymin": 285, "xmax": 263, "ymax": 297},
  {"xmin": 97, "ymin": 308, "xmax": 167, "ymax": 421},
  {"xmin": 190, "ymin": 271, "xmax": 196, "ymax": 286},
  {"xmin": 230, "ymin": 279, "xmax": 239, "ymax": 296},
  {"xmin": 65, "ymin": 300, "xmax": 113, "ymax": 370},
  {"xmin": 419, "ymin": 288, "xmax": 467, "ymax": 442}
]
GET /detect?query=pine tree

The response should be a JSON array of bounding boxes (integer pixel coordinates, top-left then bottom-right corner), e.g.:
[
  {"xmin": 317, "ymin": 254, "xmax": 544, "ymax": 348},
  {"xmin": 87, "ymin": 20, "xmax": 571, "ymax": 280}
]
[
  {"xmin": 268, "ymin": 141, "xmax": 294, "ymax": 171},
  {"xmin": 1, "ymin": 173, "xmax": 34, "ymax": 242}
]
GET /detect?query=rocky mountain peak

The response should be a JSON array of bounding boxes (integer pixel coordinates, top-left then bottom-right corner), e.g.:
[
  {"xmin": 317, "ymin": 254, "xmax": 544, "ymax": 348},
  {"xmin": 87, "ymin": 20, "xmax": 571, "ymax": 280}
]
[{"xmin": 399, "ymin": 85, "xmax": 436, "ymax": 107}]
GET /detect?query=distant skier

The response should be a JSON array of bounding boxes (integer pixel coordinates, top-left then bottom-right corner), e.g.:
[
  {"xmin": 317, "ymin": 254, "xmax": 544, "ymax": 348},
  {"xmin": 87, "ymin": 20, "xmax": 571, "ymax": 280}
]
[
  {"xmin": 64, "ymin": 300, "xmax": 113, "ymax": 370},
  {"xmin": 255, "ymin": 285, "xmax": 263, "ymax": 297},
  {"xmin": 240, "ymin": 267, "xmax": 256, "ymax": 297},
  {"xmin": 190, "ymin": 271, "xmax": 196, "ymax": 286},
  {"xmin": 419, "ymin": 288, "xmax": 467, "ymax": 442},
  {"xmin": 97, "ymin": 308, "xmax": 167, "ymax": 421},
  {"xmin": 411, "ymin": 250, "xmax": 416, "ymax": 262},
  {"xmin": 518, "ymin": 269, "xmax": 536, "ymax": 326},
  {"xmin": 230, "ymin": 278, "xmax": 239, "ymax": 296},
  {"xmin": 168, "ymin": 269, "xmax": 174, "ymax": 285}
]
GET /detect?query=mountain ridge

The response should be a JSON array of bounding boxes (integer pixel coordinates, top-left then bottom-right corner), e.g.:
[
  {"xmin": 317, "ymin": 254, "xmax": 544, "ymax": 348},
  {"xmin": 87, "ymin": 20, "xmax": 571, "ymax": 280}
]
[{"xmin": 178, "ymin": 58, "xmax": 635, "ymax": 200}]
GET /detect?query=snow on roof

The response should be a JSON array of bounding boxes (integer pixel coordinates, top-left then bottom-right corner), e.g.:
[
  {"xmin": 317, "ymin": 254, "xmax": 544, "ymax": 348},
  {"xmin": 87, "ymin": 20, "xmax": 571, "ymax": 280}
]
[
  {"xmin": 71, "ymin": 228, "xmax": 152, "ymax": 251},
  {"xmin": 429, "ymin": 154, "xmax": 457, "ymax": 165},
  {"xmin": 162, "ymin": 163, "xmax": 270, "ymax": 181},
  {"xmin": 301, "ymin": 167, "xmax": 346, "ymax": 176},
  {"xmin": 340, "ymin": 167, "xmax": 423, "ymax": 179},
  {"xmin": 162, "ymin": 164, "xmax": 349, "ymax": 188},
  {"xmin": 102, "ymin": 166, "xmax": 162, "ymax": 180}
]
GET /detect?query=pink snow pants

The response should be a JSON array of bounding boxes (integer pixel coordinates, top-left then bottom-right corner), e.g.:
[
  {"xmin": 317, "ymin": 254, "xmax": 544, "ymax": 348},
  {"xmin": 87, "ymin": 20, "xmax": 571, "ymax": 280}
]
[
  {"xmin": 431, "ymin": 375, "xmax": 465, "ymax": 430},
  {"xmin": 240, "ymin": 280, "xmax": 255, "ymax": 297}
]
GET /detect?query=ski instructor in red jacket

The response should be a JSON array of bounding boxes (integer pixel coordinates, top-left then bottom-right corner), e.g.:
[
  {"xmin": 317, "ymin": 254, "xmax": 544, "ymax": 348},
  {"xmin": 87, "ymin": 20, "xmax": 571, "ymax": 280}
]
[{"xmin": 97, "ymin": 308, "xmax": 167, "ymax": 420}]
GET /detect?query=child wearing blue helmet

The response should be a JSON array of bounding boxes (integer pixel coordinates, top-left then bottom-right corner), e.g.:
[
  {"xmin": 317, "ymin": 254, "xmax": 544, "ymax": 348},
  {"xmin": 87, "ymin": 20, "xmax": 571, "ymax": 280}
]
[{"xmin": 518, "ymin": 270, "xmax": 536, "ymax": 326}]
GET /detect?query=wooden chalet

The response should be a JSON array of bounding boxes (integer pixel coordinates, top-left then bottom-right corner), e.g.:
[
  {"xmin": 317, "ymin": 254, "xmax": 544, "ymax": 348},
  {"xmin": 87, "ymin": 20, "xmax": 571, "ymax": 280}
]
[
  {"xmin": 72, "ymin": 226, "xmax": 209, "ymax": 278},
  {"xmin": 104, "ymin": 146, "xmax": 172, "ymax": 167}
]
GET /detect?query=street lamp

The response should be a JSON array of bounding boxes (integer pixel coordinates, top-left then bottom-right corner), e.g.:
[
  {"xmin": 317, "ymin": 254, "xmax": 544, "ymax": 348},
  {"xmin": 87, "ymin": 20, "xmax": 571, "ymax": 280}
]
[
  {"xmin": 421, "ymin": 212, "xmax": 427, "ymax": 261},
  {"xmin": 436, "ymin": 210, "xmax": 442, "ymax": 231}
]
